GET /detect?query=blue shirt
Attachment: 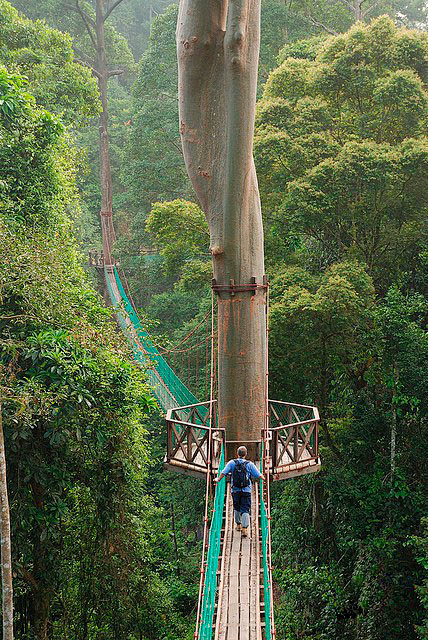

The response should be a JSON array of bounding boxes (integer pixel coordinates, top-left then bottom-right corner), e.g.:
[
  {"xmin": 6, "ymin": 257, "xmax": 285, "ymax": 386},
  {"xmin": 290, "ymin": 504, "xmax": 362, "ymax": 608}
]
[{"xmin": 220, "ymin": 458, "xmax": 261, "ymax": 493}]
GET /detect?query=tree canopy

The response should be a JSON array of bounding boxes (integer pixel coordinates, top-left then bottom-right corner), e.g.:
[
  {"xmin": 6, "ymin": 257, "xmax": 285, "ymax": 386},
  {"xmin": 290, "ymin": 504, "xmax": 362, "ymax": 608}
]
[
  {"xmin": 0, "ymin": 0, "xmax": 100, "ymax": 124},
  {"xmin": 255, "ymin": 16, "xmax": 428, "ymax": 287}
]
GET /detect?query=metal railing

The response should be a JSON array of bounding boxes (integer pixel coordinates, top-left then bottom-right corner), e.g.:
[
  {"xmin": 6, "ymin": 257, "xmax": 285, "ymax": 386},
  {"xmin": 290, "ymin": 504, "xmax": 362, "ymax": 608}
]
[
  {"xmin": 197, "ymin": 445, "xmax": 226, "ymax": 640},
  {"xmin": 260, "ymin": 440, "xmax": 275, "ymax": 640},
  {"xmin": 269, "ymin": 400, "xmax": 320, "ymax": 478},
  {"xmin": 166, "ymin": 401, "xmax": 224, "ymax": 475}
]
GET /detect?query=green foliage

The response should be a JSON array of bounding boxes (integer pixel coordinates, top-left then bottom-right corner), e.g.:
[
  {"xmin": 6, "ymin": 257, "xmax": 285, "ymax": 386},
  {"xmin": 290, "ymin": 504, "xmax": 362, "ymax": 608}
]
[
  {"xmin": 0, "ymin": 68, "xmax": 194, "ymax": 639},
  {"xmin": 412, "ymin": 518, "xmax": 428, "ymax": 639},
  {"xmin": 7, "ymin": 0, "xmax": 136, "ymax": 76},
  {"xmin": 275, "ymin": 564, "xmax": 351, "ymax": 640},
  {"xmin": 0, "ymin": 69, "xmax": 80, "ymax": 228},
  {"xmin": 256, "ymin": 17, "xmax": 428, "ymax": 286},
  {"xmin": 146, "ymin": 199, "xmax": 210, "ymax": 276},
  {"xmin": 259, "ymin": 21, "xmax": 428, "ymax": 640},
  {"xmin": 269, "ymin": 261, "xmax": 375, "ymax": 405},
  {"xmin": 0, "ymin": 0, "xmax": 100, "ymax": 124},
  {"xmin": 290, "ymin": 0, "xmax": 428, "ymax": 35},
  {"xmin": 124, "ymin": 4, "xmax": 189, "ymax": 217}
]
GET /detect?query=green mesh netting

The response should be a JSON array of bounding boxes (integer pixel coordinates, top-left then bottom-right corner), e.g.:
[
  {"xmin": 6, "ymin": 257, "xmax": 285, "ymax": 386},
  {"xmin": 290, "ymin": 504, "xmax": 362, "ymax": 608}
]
[
  {"xmin": 198, "ymin": 445, "xmax": 225, "ymax": 640},
  {"xmin": 260, "ymin": 444, "xmax": 273, "ymax": 640},
  {"xmin": 104, "ymin": 266, "xmax": 199, "ymax": 411}
]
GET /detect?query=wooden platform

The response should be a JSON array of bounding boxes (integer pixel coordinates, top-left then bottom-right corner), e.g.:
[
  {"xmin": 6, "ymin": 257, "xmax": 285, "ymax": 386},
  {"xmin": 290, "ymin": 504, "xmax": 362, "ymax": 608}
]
[
  {"xmin": 272, "ymin": 438, "xmax": 320, "ymax": 480},
  {"xmin": 215, "ymin": 484, "xmax": 262, "ymax": 640},
  {"xmin": 163, "ymin": 444, "xmax": 210, "ymax": 479}
]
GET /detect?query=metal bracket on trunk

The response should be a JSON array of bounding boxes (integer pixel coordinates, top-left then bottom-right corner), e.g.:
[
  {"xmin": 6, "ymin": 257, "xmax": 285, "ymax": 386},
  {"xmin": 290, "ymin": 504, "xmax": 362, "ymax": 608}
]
[{"xmin": 212, "ymin": 275, "xmax": 268, "ymax": 296}]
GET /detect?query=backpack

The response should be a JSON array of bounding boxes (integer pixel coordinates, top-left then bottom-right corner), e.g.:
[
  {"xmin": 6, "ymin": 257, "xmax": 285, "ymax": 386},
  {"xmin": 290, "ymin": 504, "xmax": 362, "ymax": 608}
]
[{"xmin": 232, "ymin": 459, "xmax": 250, "ymax": 489}]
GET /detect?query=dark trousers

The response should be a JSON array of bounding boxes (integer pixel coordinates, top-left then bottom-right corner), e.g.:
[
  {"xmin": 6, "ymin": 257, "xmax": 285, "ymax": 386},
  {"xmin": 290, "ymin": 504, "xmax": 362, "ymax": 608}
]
[{"xmin": 232, "ymin": 490, "xmax": 251, "ymax": 527}]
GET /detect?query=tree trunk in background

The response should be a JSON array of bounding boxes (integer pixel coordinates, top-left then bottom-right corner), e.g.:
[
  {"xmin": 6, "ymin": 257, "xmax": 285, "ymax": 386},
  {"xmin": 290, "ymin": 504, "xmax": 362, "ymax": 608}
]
[
  {"xmin": 96, "ymin": 0, "xmax": 116, "ymax": 266},
  {"xmin": 353, "ymin": 0, "xmax": 362, "ymax": 21},
  {"xmin": 33, "ymin": 588, "xmax": 50, "ymax": 640},
  {"xmin": 0, "ymin": 407, "xmax": 14, "ymax": 640},
  {"xmin": 177, "ymin": 0, "xmax": 266, "ymax": 459}
]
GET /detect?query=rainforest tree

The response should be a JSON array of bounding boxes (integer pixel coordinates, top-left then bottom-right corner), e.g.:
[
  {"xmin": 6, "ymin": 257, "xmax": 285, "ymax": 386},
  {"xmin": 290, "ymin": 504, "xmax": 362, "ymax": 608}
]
[{"xmin": 177, "ymin": 0, "xmax": 267, "ymax": 453}]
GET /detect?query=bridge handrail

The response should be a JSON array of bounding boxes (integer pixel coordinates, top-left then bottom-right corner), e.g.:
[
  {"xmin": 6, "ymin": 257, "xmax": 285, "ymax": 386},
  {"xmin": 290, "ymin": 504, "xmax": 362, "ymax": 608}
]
[
  {"xmin": 105, "ymin": 266, "xmax": 199, "ymax": 411},
  {"xmin": 260, "ymin": 441, "xmax": 275, "ymax": 639},
  {"xmin": 268, "ymin": 399, "xmax": 320, "ymax": 414},
  {"xmin": 197, "ymin": 445, "xmax": 226, "ymax": 640},
  {"xmin": 270, "ymin": 417, "xmax": 318, "ymax": 430},
  {"xmin": 268, "ymin": 400, "xmax": 319, "ymax": 473}
]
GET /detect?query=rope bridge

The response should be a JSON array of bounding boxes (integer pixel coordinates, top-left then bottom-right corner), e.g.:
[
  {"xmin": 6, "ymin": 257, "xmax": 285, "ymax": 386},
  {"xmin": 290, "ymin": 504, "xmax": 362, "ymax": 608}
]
[
  {"xmin": 104, "ymin": 264, "xmax": 199, "ymax": 410},
  {"xmin": 103, "ymin": 262, "xmax": 321, "ymax": 639}
]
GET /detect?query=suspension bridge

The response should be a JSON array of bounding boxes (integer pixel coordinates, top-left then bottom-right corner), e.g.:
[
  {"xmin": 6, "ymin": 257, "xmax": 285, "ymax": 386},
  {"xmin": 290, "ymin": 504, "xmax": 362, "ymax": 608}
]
[{"xmin": 99, "ymin": 259, "xmax": 321, "ymax": 640}]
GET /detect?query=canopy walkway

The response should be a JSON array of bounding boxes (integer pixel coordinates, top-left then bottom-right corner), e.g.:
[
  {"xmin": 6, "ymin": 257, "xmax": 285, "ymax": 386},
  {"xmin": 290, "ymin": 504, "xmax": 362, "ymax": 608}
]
[{"xmin": 102, "ymin": 262, "xmax": 321, "ymax": 640}]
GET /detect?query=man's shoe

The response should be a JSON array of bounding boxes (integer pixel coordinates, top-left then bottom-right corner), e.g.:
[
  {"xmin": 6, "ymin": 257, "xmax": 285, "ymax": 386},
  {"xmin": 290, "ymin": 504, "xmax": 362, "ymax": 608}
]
[
  {"xmin": 241, "ymin": 527, "xmax": 249, "ymax": 537},
  {"xmin": 235, "ymin": 523, "xmax": 241, "ymax": 531}
]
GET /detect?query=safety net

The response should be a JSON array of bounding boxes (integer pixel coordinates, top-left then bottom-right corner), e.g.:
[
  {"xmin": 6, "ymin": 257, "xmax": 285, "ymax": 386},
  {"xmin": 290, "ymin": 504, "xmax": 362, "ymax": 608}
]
[
  {"xmin": 260, "ymin": 444, "xmax": 273, "ymax": 639},
  {"xmin": 104, "ymin": 266, "xmax": 199, "ymax": 411},
  {"xmin": 198, "ymin": 445, "xmax": 225, "ymax": 639}
]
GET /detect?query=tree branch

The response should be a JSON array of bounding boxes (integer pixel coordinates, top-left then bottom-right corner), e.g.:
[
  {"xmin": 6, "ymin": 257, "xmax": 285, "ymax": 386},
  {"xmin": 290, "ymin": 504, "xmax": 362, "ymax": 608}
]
[
  {"xmin": 15, "ymin": 563, "xmax": 39, "ymax": 591},
  {"xmin": 0, "ymin": 315, "xmax": 38, "ymax": 320},
  {"xmin": 69, "ymin": 0, "xmax": 97, "ymax": 49},
  {"xmin": 362, "ymin": 0, "xmax": 382, "ymax": 18},
  {"xmin": 72, "ymin": 45, "xmax": 100, "ymax": 77},
  {"xmin": 77, "ymin": 59, "xmax": 101, "ymax": 78},
  {"xmin": 306, "ymin": 14, "xmax": 338, "ymax": 35},
  {"xmin": 103, "ymin": 0, "xmax": 126, "ymax": 22},
  {"xmin": 108, "ymin": 69, "xmax": 125, "ymax": 77}
]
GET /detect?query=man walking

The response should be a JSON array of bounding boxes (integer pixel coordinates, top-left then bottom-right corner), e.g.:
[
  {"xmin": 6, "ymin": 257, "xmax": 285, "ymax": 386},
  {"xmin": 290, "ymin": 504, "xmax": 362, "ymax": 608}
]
[{"xmin": 214, "ymin": 446, "xmax": 263, "ymax": 537}]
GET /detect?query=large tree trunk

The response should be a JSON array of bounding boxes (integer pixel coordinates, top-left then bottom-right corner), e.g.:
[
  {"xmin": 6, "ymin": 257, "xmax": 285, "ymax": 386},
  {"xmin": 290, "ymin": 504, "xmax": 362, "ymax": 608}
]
[
  {"xmin": 177, "ymin": 0, "xmax": 266, "ymax": 458},
  {"xmin": 0, "ymin": 407, "xmax": 14, "ymax": 640},
  {"xmin": 96, "ymin": 0, "xmax": 116, "ymax": 266}
]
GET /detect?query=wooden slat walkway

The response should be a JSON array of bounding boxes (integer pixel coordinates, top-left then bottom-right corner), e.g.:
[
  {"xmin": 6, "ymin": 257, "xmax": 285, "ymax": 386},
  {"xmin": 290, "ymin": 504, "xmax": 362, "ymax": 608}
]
[{"xmin": 215, "ymin": 484, "xmax": 262, "ymax": 640}]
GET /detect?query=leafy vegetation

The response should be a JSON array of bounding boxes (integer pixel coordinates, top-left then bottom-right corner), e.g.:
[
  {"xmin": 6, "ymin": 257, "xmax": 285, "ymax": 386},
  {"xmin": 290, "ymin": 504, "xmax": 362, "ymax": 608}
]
[
  {"xmin": 0, "ymin": 1, "xmax": 427, "ymax": 639},
  {"xmin": 0, "ymin": 64, "xmax": 197, "ymax": 639}
]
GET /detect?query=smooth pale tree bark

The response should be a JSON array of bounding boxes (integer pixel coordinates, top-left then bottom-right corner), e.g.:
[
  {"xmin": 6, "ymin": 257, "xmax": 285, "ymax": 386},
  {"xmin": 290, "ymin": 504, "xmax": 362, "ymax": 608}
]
[
  {"xmin": 0, "ymin": 407, "xmax": 14, "ymax": 640},
  {"xmin": 177, "ymin": 0, "xmax": 266, "ymax": 457}
]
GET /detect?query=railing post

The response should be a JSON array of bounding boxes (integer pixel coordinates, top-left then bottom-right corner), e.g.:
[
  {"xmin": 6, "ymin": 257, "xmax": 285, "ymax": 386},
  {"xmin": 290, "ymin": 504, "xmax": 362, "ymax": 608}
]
[
  {"xmin": 187, "ymin": 426, "xmax": 192, "ymax": 463},
  {"xmin": 315, "ymin": 421, "xmax": 319, "ymax": 458},
  {"xmin": 166, "ymin": 411, "xmax": 172, "ymax": 462},
  {"xmin": 271, "ymin": 430, "xmax": 277, "ymax": 474}
]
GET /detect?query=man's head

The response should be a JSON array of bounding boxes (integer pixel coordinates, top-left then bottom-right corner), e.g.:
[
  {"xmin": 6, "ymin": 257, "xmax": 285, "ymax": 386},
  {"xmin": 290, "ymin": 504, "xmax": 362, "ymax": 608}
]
[{"xmin": 237, "ymin": 445, "xmax": 247, "ymax": 458}]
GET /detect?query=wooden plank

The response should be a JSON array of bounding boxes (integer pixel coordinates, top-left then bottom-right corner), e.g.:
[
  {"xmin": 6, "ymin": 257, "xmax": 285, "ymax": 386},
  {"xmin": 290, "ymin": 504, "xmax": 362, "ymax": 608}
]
[
  {"xmin": 297, "ymin": 423, "xmax": 315, "ymax": 460},
  {"xmin": 240, "ymin": 511, "xmax": 251, "ymax": 640},
  {"xmin": 162, "ymin": 459, "xmax": 207, "ymax": 480},
  {"xmin": 273, "ymin": 461, "xmax": 321, "ymax": 481},
  {"xmin": 227, "ymin": 519, "xmax": 241, "ymax": 639},
  {"xmin": 217, "ymin": 490, "xmax": 234, "ymax": 640},
  {"xmin": 215, "ymin": 490, "xmax": 231, "ymax": 640},
  {"xmin": 254, "ymin": 483, "xmax": 262, "ymax": 640}
]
